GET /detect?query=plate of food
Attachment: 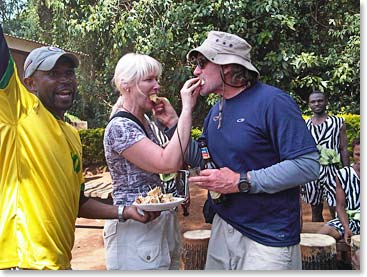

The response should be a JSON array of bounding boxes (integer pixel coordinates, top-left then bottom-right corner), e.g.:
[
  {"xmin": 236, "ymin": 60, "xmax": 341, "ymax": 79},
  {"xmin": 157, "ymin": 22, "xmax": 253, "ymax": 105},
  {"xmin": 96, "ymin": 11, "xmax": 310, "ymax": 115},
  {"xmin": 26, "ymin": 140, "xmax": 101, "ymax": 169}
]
[{"xmin": 132, "ymin": 186, "xmax": 185, "ymax": 211}]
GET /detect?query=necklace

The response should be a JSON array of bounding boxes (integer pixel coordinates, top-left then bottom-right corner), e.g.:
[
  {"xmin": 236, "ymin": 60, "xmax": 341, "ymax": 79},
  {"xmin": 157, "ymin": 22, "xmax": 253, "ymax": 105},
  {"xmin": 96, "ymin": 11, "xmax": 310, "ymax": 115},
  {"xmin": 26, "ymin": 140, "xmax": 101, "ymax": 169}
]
[
  {"xmin": 216, "ymin": 81, "xmax": 247, "ymax": 129},
  {"xmin": 217, "ymin": 96, "xmax": 224, "ymax": 129}
]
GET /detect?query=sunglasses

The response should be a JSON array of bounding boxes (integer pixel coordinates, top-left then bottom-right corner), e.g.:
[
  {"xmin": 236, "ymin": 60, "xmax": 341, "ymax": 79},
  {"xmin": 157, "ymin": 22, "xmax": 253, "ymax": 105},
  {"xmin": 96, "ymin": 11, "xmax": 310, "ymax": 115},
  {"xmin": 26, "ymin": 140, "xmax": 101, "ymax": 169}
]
[{"xmin": 190, "ymin": 57, "xmax": 209, "ymax": 69}]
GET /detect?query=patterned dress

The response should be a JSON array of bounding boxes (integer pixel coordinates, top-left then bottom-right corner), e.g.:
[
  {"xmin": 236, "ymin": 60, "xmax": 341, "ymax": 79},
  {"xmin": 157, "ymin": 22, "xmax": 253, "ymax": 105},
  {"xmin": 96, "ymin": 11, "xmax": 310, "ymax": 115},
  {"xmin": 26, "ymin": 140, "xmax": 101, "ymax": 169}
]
[
  {"xmin": 326, "ymin": 166, "xmax": 360, "ymax": 236},
  {"xmin": 301, "ymin": 115, "xmax": 344, "ymax": 206}
]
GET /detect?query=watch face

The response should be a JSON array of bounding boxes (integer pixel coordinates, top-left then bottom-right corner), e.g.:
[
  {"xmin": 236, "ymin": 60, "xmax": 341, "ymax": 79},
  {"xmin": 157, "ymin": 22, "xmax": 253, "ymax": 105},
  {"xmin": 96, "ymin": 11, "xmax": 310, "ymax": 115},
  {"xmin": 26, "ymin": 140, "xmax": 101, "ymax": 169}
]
[{"xmin": 238, "ymin": 181, "xmax": 249, "ymax": 192}]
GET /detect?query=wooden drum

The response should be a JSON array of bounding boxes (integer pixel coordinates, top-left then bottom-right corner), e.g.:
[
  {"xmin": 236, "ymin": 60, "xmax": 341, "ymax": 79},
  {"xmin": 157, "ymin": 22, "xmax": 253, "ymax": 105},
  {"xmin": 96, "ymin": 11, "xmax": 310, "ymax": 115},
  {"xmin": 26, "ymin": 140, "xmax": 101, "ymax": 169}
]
[
  {"xmin": 300, "ymin": 233, "xmax": 337, "ymax": 270},
  {"xmin": 351, "ymin": 235, "xmax": 360, "ymax": 270},
  {"xmin": 181, "ymin": 229, "xmax": 211, "ymax": 270}
]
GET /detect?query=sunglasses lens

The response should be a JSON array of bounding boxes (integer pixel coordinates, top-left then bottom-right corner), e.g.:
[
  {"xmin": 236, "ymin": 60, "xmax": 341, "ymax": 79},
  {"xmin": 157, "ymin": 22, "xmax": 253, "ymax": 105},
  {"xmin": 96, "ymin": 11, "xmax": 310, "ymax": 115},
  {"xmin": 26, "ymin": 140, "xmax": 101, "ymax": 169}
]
[
  {"xmin": 198, "ymin": 59, "xmax": 205, "ymax": 68},
  {"xmin": 188, "ymin": 57, "xmax": 208, "ymax": 69}
]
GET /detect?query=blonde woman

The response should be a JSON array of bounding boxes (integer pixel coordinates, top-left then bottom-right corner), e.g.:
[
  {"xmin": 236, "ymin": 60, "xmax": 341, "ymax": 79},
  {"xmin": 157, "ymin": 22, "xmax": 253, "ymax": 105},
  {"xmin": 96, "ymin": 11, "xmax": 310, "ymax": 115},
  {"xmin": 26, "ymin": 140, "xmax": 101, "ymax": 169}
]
[
  {"xmin": 110, "ymin": 95, "xmax": 190, "ymax": 200},
  {"xmin": 103, "ymin": 53, "xmax": 200, "ymax": 270}
]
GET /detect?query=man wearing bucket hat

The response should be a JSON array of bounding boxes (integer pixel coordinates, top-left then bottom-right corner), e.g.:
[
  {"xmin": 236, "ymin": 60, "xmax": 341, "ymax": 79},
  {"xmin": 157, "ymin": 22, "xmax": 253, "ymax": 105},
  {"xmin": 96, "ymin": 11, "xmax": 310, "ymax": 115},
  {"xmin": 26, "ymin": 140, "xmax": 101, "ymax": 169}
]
[
  {"xmin": 0, "ymin": 25, "xmax": 159, "ymax": 270},
  {"xmin": 175, "ymin": 31, "xmax": 320, "ymax": 270}
]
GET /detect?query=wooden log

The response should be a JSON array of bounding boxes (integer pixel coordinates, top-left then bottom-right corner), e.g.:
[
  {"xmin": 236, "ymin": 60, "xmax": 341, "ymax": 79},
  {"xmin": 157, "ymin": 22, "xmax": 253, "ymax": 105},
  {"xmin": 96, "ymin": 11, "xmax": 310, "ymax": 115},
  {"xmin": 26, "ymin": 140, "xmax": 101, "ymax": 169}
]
[
  {"xmin": 84, "ymin": 181, "xmax": 104, "ymax": 197},
  {"xmin": 335, "ymin": 239, "xmax": 351, "ymax": 269},
  {"xmin": 84, "ymin": 181, "xmax": 112, "ymax": 198},
  {"xmin": 99, "ymin": 189, "xmax": 112, "ymax": 199},
  {"xmin": 351, "ymin": 235, "xmax": 360, "ymax": 270},
  {"xmin": 89, "ymin": 184, "xmax": 110, "ymax": 197},
  {"xmin": 90, "ymin": 186, "xmax": 112, "ymax": 199},
  {"xmin": 181, "ymin": 229, "xmax": 211, "ymax": 270},
  {"xmin": 300, "ymin": 233, "xmax": 337, "ymax": 270},
  {"xmin": 300, "ymin": 222, "xmax": 352, "ymax": 268},
  {"xmin": 84, "ymin": 174, "xmax": 104, "ymax": 182}
]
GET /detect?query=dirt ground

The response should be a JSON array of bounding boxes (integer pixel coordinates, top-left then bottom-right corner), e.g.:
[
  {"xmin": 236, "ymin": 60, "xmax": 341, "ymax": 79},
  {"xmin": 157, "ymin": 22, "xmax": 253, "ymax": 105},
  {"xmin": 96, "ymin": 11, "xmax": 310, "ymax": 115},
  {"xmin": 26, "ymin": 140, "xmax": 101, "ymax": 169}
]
[{"xmin": 71, "ymin": 173, "xmax": 332, "ymax": 270}]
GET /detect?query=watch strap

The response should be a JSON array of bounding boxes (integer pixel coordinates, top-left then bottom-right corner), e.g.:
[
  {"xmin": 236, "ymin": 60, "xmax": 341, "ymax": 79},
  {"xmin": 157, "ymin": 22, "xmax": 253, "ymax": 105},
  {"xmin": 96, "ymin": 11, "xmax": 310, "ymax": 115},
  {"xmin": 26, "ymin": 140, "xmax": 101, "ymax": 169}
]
[
  {"xmin": 118, "ymin": 205, "xmax": 125, "ymax": 222},
  {"xmin": 238, "ymin": 172, "xmax": 251, "ymax": 193},
  {"xmin": 240, "ymin": 172, "xmax": 248, "ymax": 182}
]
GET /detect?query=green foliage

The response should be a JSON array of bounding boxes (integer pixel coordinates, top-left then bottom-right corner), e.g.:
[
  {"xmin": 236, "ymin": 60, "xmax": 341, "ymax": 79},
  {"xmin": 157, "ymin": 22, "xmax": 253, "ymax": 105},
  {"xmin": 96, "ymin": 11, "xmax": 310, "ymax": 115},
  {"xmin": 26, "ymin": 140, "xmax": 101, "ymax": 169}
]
[
  {"xmin": 65, "ymin": 112, "xmax": 81, "ymax": 122},
  {"xmin": 79, "ymin": 128, "xmax": 106, "ymax": 168},
  {"xmin": 0, "ymin": 0, "xmax": 39, "ymax": 38},
  {"xmin": 191, "ymin": 127, "xmax": 203, "ymax": 140},
  {"xmin": 3, "ymin": 0, "xmax": 360, "ymax": 128},
  {"xmin": 340, "ymin": 114, "xmax": 360, "ymax": 153}
]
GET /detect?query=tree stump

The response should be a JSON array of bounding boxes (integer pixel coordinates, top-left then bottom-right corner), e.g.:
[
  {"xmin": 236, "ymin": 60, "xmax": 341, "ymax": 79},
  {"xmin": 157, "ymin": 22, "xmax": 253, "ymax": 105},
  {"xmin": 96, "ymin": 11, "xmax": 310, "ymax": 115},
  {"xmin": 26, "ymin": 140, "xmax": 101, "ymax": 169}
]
[
  {"xmin": 300, "ymin": 233, "xmax": 337, "ymax": 270},
  {"xmin": 351, "ymin": 235, "xmax": 360, "ymax": 270},
  {"xmin": 181, "ymin": 229, "xmax": 211, "ymax": 270}
]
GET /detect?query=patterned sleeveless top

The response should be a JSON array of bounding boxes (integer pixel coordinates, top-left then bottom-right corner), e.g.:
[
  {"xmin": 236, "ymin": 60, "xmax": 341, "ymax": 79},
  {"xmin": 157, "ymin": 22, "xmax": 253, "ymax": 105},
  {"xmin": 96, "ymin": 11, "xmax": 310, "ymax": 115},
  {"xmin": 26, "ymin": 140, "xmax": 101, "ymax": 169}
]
[
  {"xmin": 337, "ymin": 166, "xmax": 360, "ymax": 210},
  {"xmin": 146, "ymin": 117, "xmax": 177, "ymax": 194},
  {"xmin": 306, "ymin": 115, "xmax": 344, "ymax": 154}
]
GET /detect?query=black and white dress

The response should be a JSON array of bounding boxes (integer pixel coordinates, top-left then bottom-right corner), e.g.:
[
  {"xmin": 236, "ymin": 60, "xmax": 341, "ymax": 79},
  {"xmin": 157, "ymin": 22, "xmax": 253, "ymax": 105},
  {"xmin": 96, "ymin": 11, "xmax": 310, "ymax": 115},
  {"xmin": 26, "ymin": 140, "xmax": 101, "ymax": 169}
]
[
  {"xmin": 301, "ymin": 115, "xmax": 344, "ymax": 206},
  {"xmin": 326, "ymin": 166, "xmax": 360, "ymax": 236},
  {"xmin": 146, "ymin": 116, "xmax": 177, "ymax": 195}
]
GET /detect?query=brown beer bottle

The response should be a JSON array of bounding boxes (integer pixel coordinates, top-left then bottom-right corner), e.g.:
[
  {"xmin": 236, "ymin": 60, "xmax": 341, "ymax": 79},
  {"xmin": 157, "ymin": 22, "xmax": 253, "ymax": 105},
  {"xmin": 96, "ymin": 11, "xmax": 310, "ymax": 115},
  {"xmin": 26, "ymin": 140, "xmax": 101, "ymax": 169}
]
[{"xmin": 197, "ymin": 137, "xmax": 225, "ymax": 204}]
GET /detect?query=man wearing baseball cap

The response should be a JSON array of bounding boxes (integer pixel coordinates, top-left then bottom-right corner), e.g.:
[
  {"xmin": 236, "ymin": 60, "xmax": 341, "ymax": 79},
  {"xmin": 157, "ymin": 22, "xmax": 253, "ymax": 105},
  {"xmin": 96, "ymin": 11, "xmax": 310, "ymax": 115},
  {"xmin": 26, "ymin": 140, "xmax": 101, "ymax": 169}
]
[
  {"xmin": 22, "ymin": 45, "xmax": 80, "ymax": 119},
  {"xmin": 181, "ymin": 31, "xmax": 320, "ymax": 270},
  {"xmin": 0, "ymin": 25, "xmax": 159, "ymax": 270},
  {"xmin": 23, "ymin": 46, "xmax": 80, "ymax": 78}
]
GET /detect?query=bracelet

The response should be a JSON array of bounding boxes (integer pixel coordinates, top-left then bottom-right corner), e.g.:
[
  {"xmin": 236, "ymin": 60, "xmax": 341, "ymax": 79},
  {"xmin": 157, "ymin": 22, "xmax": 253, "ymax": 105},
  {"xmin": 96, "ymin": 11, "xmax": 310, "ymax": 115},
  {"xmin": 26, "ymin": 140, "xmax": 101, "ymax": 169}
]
[{"xmin": 118, "ymin": 205, "xmax": 125, "ymax": 222}]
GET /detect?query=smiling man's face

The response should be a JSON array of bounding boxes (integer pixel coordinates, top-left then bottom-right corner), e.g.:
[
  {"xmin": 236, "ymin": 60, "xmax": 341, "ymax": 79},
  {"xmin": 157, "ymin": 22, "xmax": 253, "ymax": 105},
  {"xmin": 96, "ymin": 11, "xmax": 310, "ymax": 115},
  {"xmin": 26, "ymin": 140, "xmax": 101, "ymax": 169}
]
[{"xmin": 25, "ymin": 57, "xmax": 78, "ymax": 118}]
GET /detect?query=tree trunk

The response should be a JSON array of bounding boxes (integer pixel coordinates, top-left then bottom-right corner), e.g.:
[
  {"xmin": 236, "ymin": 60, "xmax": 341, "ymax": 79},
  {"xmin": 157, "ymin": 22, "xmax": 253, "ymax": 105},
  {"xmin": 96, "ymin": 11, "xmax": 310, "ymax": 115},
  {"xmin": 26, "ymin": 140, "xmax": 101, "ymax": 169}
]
[{"xmin": 181, "ymin": 229, "xmax": 211, "ymax": 270}]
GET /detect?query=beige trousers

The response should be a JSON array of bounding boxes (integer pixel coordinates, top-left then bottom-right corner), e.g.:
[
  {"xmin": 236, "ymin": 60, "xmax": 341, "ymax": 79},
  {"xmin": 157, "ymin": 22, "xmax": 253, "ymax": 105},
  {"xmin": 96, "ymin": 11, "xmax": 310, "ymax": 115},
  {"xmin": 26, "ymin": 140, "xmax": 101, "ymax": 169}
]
[
  {"xmin": 103, "ymin": 210, "xmax": 181, "ymax": 270},
  {"xmin": 205, "ymin": 214, "xmax": 302, "ymax": 270}
]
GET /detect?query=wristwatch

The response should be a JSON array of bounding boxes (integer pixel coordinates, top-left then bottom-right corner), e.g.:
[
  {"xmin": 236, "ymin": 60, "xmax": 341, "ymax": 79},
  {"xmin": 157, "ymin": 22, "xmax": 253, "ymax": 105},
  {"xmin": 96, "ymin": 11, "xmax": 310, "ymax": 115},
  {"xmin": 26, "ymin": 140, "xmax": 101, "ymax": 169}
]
[
  {"xmin": 118, "ymin": 205, "xmax": 126, "ymax": 222},
  {"xmin": 237, "ymin": 172, "xmax": 251, "ymax": 193}
]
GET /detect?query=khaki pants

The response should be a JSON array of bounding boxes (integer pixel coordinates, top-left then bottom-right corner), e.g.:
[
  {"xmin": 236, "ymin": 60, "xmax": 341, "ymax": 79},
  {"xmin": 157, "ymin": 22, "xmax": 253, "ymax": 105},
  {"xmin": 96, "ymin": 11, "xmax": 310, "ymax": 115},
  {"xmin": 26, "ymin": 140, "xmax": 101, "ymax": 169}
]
[
  {"xmin": 103, "ymin": 210, "xmax": 181, "ymax": 270},
  {"xmin": 205, "ymin": 214, "xmax": 302, "ymax": 270}
]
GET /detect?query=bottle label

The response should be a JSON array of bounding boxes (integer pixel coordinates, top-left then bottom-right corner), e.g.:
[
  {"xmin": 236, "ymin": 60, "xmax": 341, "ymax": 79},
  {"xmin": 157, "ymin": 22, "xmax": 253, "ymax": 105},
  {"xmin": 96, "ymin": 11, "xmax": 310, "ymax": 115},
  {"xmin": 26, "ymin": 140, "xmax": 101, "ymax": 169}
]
[
  {"xmin": 200, "ymin": 147, "xmax": 210, "ymax": 159},
  {"xmin": 210, "ymin": 191, "xmax": 221, "ymax": 199}
]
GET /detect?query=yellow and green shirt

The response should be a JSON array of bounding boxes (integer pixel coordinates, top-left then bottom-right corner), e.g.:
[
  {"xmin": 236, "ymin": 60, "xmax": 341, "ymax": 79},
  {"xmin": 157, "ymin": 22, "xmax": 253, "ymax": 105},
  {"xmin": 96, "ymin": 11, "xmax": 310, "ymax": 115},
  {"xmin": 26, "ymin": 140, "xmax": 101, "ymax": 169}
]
[{"xmin": 0, "ymin": 32, "xmax": 84, "ymax": 269}]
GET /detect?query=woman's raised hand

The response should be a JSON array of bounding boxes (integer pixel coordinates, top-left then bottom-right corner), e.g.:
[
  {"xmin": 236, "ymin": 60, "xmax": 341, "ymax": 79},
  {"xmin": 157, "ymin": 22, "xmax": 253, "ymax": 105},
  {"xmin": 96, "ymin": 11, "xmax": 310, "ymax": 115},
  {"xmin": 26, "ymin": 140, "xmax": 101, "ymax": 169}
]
[{"xmin": 180, "ymin": 77, "xmax": 201, "ymax": 112}]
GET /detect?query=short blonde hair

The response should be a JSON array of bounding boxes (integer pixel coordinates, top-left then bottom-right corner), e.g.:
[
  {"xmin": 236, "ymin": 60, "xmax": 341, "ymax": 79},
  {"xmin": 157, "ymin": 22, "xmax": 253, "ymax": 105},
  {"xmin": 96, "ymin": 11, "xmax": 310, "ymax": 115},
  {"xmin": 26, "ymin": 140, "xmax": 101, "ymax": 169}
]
[{"xmin": 113, "ymin": 53, "xmax": 162, "ymax": 93}]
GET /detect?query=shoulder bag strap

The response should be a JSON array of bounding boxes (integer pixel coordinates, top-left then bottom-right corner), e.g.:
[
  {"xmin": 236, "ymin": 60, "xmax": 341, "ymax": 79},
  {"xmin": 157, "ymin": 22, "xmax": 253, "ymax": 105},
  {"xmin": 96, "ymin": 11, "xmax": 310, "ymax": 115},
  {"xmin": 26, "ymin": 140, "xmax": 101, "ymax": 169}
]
[{"xmin": 109, "ymin": 111, "xmax": 149, "ymax": 137}]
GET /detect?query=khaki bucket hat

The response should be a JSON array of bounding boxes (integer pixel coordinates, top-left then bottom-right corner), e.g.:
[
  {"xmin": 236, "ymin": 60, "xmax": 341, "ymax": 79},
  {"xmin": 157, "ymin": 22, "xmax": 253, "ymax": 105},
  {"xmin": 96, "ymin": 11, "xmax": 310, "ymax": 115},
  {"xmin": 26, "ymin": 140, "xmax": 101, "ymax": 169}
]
[{"xmin": 187, "ymin": 31, "xmax": 259, "ymax": 76}]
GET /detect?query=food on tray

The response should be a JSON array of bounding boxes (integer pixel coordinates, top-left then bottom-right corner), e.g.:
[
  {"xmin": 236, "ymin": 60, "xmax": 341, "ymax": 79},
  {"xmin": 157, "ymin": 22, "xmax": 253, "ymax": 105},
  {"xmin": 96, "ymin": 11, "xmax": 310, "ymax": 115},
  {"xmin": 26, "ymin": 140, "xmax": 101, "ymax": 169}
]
[
  {"xmin": 147, "ymin": 186, "xmax": 161, "ymax": 196},
  {"xmin": 134, "ymin": 186, "xmax": 174, "ymax": 204}
]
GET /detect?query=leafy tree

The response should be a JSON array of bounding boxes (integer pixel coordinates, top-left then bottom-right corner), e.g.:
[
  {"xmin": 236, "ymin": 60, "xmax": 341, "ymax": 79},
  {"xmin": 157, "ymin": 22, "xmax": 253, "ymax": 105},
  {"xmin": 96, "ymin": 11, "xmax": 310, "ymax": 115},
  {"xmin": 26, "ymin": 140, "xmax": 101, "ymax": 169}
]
[
  {"xmin": 2, "ymin": 0, "xmax": 360, "ymax": 128},
  {"xmin": 0, "ymin": 0, "xmax": 39, "ymax": 38}
]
